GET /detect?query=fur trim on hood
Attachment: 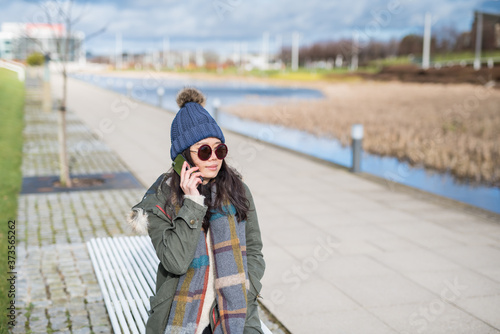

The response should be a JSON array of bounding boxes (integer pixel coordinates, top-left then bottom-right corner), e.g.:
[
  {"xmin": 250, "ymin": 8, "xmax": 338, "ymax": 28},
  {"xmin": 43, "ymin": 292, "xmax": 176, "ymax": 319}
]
[{"xmin": 127, "ymin": 208, "xmax": 149, "ymax": 235}]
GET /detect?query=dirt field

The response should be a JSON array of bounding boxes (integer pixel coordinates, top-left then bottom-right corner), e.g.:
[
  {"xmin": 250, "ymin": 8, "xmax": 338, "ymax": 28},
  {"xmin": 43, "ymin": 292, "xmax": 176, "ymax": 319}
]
[
  {"xmin": 361, "ymin": 64, "xmax": 500, "ymax": 85},
  {"xmin": 223, "ymin": 81, "xmax": 500, "ymax": 186}
]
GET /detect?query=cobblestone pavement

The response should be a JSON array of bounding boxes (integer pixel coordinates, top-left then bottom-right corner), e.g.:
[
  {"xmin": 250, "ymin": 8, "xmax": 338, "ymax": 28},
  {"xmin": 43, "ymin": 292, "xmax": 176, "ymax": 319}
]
[
  {"xmin": 17, "ymin": 189, "xmax": 143, "ymax": 248},
  {"xmin": 14, "ymin": 70, "xmax": 142, "ymax": 334},
  {"xmin": 22, "ymin": 103, "xmax": 129, "ymax": 177}
]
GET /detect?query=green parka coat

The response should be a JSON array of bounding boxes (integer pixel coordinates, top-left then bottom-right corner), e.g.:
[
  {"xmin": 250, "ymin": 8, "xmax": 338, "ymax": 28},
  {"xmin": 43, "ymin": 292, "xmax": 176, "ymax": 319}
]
[{"xmin": 128, "ymin": 173, "xmax": 265, "ymax": 334}]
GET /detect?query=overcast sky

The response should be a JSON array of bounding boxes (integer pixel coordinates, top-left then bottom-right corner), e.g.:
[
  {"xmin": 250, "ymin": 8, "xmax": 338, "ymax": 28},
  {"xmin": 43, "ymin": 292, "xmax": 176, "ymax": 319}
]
[{"xmin": 1, "ymin": 0, "xmax": 499, "ymax": 55}]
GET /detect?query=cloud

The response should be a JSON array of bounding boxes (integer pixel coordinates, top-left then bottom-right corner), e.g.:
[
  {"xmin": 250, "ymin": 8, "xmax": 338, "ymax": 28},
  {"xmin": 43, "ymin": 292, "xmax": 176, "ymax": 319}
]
[{"xmin": 0, "ymin": 0, "xmax": 495, "ymax": 54}]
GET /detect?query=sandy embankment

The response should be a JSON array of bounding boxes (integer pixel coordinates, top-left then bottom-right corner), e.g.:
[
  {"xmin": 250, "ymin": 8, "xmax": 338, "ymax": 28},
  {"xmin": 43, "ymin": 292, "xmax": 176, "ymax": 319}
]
[{"xmin": 224, "ymin": 80, "xmax": 500, "ymax": 186}]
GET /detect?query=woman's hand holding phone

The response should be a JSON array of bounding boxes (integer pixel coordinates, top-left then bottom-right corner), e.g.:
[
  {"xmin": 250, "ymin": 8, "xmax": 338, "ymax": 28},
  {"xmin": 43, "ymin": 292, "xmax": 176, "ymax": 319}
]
[{"xmin": 180, "ymin": 161, "xmax": 203, "ymax": 196}]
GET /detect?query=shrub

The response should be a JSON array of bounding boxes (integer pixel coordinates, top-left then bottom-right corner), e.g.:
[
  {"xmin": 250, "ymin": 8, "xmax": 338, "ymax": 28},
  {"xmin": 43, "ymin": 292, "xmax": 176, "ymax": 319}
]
[{"xmin": 26, "ymin": 52, "xmax": 45, "ymax": 66}]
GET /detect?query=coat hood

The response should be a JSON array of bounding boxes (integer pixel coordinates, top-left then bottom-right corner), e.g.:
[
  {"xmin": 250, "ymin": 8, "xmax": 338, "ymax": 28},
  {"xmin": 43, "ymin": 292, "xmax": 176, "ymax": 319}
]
[
  {"xmin": 127, "ymin": 173, "xmax": 170, "ymax": 236},
  {"xmin": 127, "ymin": 208, "xmax": 149, "ymax": 235}
]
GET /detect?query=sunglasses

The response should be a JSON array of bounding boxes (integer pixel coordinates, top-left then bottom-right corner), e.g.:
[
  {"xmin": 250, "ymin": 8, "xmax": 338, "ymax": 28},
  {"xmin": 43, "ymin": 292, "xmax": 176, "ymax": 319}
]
[{"xmin": 191, "ymin": 143, "xmax": 228, "ymax": 161}]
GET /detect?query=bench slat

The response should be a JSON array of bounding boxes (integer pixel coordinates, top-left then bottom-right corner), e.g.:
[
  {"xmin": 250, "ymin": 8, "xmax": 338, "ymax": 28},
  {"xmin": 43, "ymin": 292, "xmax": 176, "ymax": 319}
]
[
  {"xmin": 88, "ymin": 239, "xmax": 133, "ymax": 334},
  {"xmin": 120, "ymin": 237, "xmax": 157, "ymax": 291},
  {"xmin": 113, "ymin": 237, "xmax": 153, "ymax": 308},
  {"xmin": 128, "ymin": 236, "xmax": 159, "ymax": 277},
  {"xmin": 115, "ymin": 238, "xmax": 156, "ymax": 294},
  {"xmin": 101, "ymin": 238, "xmax": 149, "ymax": 329},
  {"xmin": 88, "ymin": 236, "xmax": 274, "ymax": 334},
  {"xmin": 95, "ymin": 238, "xmax": 142, "ymax": 334},
  {"xmin": 135, "ymin": 236, "xmax": 161, "ymax": 268}
]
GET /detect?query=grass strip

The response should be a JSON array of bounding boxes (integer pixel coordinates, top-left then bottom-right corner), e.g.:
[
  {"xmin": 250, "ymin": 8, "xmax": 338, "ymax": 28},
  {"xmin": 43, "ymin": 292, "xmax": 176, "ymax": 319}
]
[{"xmin": 0, "ymin": 68, "xmax": 25, "ymax": 333}]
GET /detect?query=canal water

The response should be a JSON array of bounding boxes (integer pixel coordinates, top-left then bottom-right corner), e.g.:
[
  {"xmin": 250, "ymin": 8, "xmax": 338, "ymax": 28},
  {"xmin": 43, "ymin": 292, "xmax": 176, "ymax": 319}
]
[{"xmin": 72, "ymin": 73, "xmax": 500, "ymax": 214}]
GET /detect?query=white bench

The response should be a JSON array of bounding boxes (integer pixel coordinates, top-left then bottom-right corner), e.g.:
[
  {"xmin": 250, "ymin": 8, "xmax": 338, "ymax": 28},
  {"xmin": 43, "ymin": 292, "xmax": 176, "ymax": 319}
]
[{"xmin": 87, "ymin": 236, "xmax": 272, "ymax": 334}]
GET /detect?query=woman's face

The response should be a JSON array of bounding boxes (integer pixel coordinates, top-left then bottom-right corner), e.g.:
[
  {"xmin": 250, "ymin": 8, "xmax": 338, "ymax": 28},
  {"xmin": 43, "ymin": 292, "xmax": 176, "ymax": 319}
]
[{"xmin": 189, "ymin": 137, "xmax": 224, "ymax": 183}]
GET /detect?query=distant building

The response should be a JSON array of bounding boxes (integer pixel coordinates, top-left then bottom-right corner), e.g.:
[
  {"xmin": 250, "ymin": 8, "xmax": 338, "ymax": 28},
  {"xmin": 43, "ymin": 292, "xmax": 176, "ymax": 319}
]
[
  {"xmin": 0, "ymin": 23, "xmax": 85, "ymax": 63},
  {"xmin": 471, "ymin": 11, "xmax": 500, "ymax": 50},
  {"xmin": 0, "ymin": 29, "xmax": 14, "ymax": 59}
]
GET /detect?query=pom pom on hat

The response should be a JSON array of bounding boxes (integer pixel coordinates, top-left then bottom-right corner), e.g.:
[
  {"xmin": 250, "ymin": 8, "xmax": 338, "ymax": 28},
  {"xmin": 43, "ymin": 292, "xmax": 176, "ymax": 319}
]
[{"xmin": 176, "ymin": 87, "xmax": 206, "ymax": 108}]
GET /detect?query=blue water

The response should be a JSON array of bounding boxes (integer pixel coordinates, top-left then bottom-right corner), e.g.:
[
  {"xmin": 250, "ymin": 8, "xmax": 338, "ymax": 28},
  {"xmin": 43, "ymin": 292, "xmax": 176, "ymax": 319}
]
[
  {"xmin": 73, "ymin": 73, "xmax": 323, "ymax": 111},
  {"xmin": 72, "ymin": 73, "xmax": 500, "ymax": 215}
]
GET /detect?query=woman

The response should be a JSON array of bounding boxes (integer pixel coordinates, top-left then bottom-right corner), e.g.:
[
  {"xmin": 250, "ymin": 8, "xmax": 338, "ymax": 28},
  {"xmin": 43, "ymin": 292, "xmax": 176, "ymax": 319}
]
[{"xmin": 127, "ymin": 87, "xmax": 265, "ymax": 334}]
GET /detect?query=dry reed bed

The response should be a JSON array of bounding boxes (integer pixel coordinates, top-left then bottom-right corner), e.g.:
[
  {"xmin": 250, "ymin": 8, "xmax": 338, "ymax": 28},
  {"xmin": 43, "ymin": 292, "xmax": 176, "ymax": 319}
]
[{"xmin": 224, "ymin": 81, "xmax": 500, "ymax": 186}]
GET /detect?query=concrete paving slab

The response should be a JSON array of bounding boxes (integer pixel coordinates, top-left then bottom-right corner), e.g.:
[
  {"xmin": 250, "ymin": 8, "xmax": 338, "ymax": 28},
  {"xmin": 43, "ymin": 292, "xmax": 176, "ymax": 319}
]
[
  {"xmin": 288, "ymin": 200, "xmax": 339, "ymax": 216},
  {"xmin": 443, "ymin": 232, "xmax": 500, "ymax": 247},
  {"xmin": 367, "ymin": 237, "xmax": 426, "ymax": 253},
  {"xmin": 303, "ymin": 211, "xmax": 368, "ymax": 228},
  {"xmin": 280, "ymin": 242, "xmax": 341, "ymax": 263},
  {"xmin": 474, "ymin": 267, "xmax": 500, "ymax": 283},
  {"xmin": 330, "ymin": 274, "xmax": 437, "ymax": 308},
  {"xmin": 328, "ymin": 224, "xmax": 396, "ymax": 242},
  {"xmin": 369, "ymin": 302, "xmax": 500, "ymax": 334},
  {"xmin": 408, "ymin": 234, "xmax": 468, "ymax": 249},
  {"xmin": 335, "ymin": 240, "xmax": 386, "ymax": 255},
  {"xmin": 437, "ymin": 246, "xmax": 500, "ymax": 269},
  {"xmin": 359, "ymin": 189, "xmax": 419, "ymax": 203},
  {"xmin": 374, "ymin": 219, "xmax": 454, "ymax": 238},
  {"xmin": 282, "ymin": 310, "xmax": 398, "ymax": 334},
  {"xmin": 383, "ymin": 199, "xmax": 445, "ymax": 213},
  {"xmin": 257, "ymin": 246, "xmax": 297, "ymax": 286},
  {"xmin": 257, "ymin": 212, "xmax": 309, "ymax": 231},
  {"xmin": 455, "ymin": 294, "xmax": 500, "ymax": 329},
  {"xmin": 263, "ymin": 278, "xmax": 362, "ymax": 316},
  {"xmin": 265, "ymin": 225, "xmax": 331, "ymax": 247},
  {"xmin": 486, "ymin": 230, "xmax": 500, "ymax": 242},
  {"xmin": 337, "ymin": 198, "xmax": 393, "ymax": 211},
  {"xmin": 371, "ymin": 249, "xmax": 463, "ymax": 273},
  {"xmin": 435, "ymin": 218, "xmax": 500, "ymax": 234},
  {"xmin": 351, "ymin": 208, "xmax": 423, "ymax": 224},
  {"xmin": 315, "ymin": 255, "xmax": 397, "ymax": 279},
  {"xmin": 405, "ymin": 270, "xmax": 500, "ymax": 299},
  {"xmin": 415, "ymin": 208, "xmax": 489, "ymax": 224}
]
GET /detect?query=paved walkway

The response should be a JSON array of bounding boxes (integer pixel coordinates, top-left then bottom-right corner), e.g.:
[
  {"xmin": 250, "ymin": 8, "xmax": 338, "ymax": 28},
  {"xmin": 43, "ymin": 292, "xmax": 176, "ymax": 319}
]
[{"xmin": 49, "ymin": 73, "xmax": 500, "ymax": 334}]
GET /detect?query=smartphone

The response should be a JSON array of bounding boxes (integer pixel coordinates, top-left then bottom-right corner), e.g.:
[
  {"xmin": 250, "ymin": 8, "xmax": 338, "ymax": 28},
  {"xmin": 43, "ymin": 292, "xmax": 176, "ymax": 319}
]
[{"xmin": 172, "ymin": 154, "xmax": 204, "ymax": 182}]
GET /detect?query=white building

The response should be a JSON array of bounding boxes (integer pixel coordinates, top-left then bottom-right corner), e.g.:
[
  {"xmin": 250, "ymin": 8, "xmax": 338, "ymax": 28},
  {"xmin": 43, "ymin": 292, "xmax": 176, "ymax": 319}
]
[
  {"xmin": 0, "ymin": 28, "xmax": 14, "ymax": 60},
  {"xmin": 241, "ymin": 53, "xmax": 283, "ymax": 71},
  {"xmin": 0, "ymin": 22, "xmax": 85, "ymax": 63}
]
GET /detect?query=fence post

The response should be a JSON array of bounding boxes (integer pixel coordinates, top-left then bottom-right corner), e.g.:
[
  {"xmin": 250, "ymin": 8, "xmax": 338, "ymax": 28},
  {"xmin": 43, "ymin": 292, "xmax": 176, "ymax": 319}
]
[{"xmin": 351, "ymin": 124, "xmax": 363, "ymax": 173}]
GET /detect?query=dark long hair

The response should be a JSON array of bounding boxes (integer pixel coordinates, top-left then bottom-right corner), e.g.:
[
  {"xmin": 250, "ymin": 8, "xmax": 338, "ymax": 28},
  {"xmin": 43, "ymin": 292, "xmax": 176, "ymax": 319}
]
[{"xmin": 164, "ymin": 148, "xmax": 249, "ymax": 230}]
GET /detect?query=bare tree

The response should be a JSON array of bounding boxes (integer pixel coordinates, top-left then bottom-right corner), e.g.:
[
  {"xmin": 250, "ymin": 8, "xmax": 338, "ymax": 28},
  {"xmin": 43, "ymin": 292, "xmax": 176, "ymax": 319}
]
[
  {"xmin": 27, "ymin": 0, "xmax": 105, "ymax": 187},
  {"xmin": 295, "ymin": 39, "xmax": 397, "ymax": 67}
]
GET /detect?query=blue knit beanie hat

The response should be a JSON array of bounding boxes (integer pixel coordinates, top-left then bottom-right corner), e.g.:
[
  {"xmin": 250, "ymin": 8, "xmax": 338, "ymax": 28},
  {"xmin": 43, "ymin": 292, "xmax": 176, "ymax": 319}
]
[{"xmin": 170, "ymin": 87, "xmax": 225, "ymax": 160}]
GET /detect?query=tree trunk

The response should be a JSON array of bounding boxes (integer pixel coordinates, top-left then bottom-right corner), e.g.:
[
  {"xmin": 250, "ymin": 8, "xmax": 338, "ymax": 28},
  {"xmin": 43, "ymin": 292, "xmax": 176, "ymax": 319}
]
[
  {"xmin": 58, "ymin": 61, "xmax": 72, "ymax": 187},
  {"xmin": 57, "ymin": 11, "xmax": 73, "ymax": 188}
]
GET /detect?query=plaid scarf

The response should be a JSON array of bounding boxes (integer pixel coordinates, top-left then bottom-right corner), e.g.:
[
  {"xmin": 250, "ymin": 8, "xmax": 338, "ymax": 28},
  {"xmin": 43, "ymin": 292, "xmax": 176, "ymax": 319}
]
[{"xmin": 165, "ymin": 200, "xmax": 248, "ymax": 334}]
